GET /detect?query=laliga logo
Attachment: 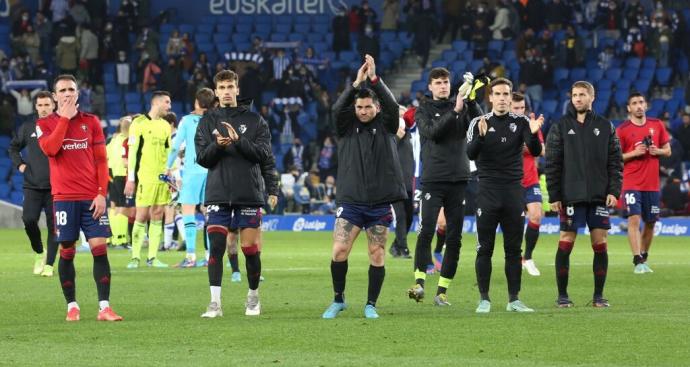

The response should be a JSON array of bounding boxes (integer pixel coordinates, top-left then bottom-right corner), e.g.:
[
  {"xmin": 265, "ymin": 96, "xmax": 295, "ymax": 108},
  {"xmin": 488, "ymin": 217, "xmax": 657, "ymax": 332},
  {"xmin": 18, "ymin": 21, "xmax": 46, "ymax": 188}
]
[
  {"xmin": 654, "ymin": 221, "xmax": 688, "ymax": 236},
  {"xmin": 292, "ymin": 217, "xmax": 327, "ymax": 231},
  {"xmin": 262, "ymin": 218, "xmax": 280, "ymax": 231}
]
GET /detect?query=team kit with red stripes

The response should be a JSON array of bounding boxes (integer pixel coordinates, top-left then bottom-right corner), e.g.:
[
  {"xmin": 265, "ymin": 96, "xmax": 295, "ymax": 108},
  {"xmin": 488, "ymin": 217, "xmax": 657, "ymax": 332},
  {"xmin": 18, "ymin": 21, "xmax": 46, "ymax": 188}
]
[{"xmin": 41, "ymin": 56, "xmax": 680, "ymax": 321}]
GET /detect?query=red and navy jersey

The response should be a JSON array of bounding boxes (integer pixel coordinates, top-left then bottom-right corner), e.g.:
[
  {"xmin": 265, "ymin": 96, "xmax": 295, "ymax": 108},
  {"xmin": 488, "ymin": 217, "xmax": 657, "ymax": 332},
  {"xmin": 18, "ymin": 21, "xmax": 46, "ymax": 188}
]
[
  {"xmin": 616, "ymin": 117, "xmax": 670, "ymax": 191},
  {"xmin": 522, "ymin": 129, "xmax": 544, "ymax": 187},
  {"xmin": 37, "ymin": 112, "xmax": 106, "ymax": 201}
]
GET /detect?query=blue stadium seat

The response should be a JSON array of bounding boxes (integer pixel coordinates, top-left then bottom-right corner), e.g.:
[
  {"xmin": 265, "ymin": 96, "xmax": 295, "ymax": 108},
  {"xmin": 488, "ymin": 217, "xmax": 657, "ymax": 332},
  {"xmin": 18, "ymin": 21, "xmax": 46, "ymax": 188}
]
[
  {"xmin": 642, "ymin": 57, "xmax": 656, "ymax": 69},
  {"xmin": 237, "ymin": 16, "xmax": 254, "ymax": 25},
  {"xmin": 605, "ymin": 67, "xmax": 622, "ymax": 81},
  {"xmin": 11, "ymin": 175, "xmax": 23, "ymax": 189},
  {"xmin": 598, "ymin": 90, "xmax": 612, "ymax": 104},
  {"xmin": 107, "ymin": 103, "xmax": 123, "ymax": 115},
  {"xmin": 639, "ymin": 68, "xmax": 655, "ymax": 80},
  {"xmin": 542, "ymin": 99, "xmax": 558, "ymax": 115},
  {"xmin": 452, "ymin": 41, "xmax": 468, "ymax": 52},
  {"xmin": 312, "ymin": 24, "xmax": 329, "ymax": 34},
  {"xmin": 201, "ymin": 16, "xmax": 218, "ymax": 25},
  {"xmin": 470, "ymin": 59, "xmax": 483, "ymax": 73},
  {"xmin": 570, "ymin": 68, "xmax": 586, "ymax": 81},
  {"xmin": 587, "ymin": 68, "xmax": 604, "ymax": 82},
  {"xmin": 197, "ymin": 24, "xmax": 214, "ymax": 34},
  {"xmin": 294, "ymin": 15, "xmax": 310, "ymax": 24},
  {"xmin": 411, "ymin": 80, "xmax": 427, "ymax": 94},
  {"xmin": 160, "ymin": 24, "xmax": 174, "ymax": 34},
  {"xmin": 451, "ymin": 60, "xmax": 467, "ymax": 75},
  {"xmin": 442, "ymin": 50, "xmax": 458, "ymax": 62},
  {"xmin": 622, "ymin": 67, "xmax": 639, "ymax": 81},
  {"xmin": 197, "ymin": 42, "xmax": 214, "ymax": 54},
  {"xmin": 294, "ymin": 24, "xmax": 310, "ymax": 34},
  {"xmin": 195, "ymin": 33, "xmax": 211, "ymax": 43},
  {"xmin": 125, "ymin": 93, "xmax": 140, "ymax": 104},
  {"xmin": 655, "ymin": 67, "xmax": 672, "ymax": 86},
  {"xmin": 633, "ymin": 78, "xmax": 652, "ymax": 94},
  {"xmin": 231, "ymin": 34, "xmax": 248, "ymax": 43},
  {"xmin": 179, "ymin": 24, "xmax": 194, "ymax": 34},
  {"xmin": 275, "ymin": 16, "xmax": 292, "ymax": 24},
  {"xmin": 650, "ymin": 99, "xmax": 665, "ymax": 112},
  {"xmin": 488, "ymin": 40, "xmax": 504, "ymax": 53},
  {"xmin": 217, "ymin": 24, "xmax": 233, "ymax": 34},
  {"xmin": 625, "ymin": 57, "xmax": 641, "ymax": 70},
  {"xmin": 306, "ymin": 33, "xmax": 323, "ymax": 43},
  {"xmin": 666, "ymin": 97, "xmax": 682, "ymax": 114},
  {"xmin": 270, "ymin": 33, "xmax": 288, "ymax": 42},
  {"xmin": 431, "ymin": 60, "xmax": 446, "ymax": 68},
  {"xmin": 381, "ymin": 32, "xmax": 396, "ymax": 43},
  {"xmin": 501, "ymin": 50, "xmax": 517, "ymax": 62},
  {"xmin": 616, "ymin": 79, "xmax": 632, "ymax": 93},
  {"xmin": 274, "ymin": 23, "xmax": 292, "ymax": 33},
  {"xmin": 614, "ymin": 89, "xmax": 629, "ymax": 107},
  {"xmin": 234, "ymin": 42, "xmax": 251, "ymax": 52},
  {"xmin": 597, "ymin": 79, "xmax": 613, "ymax": 91},
  {"xmin": 289, "ymin": 34, "xmax": 304, "ymax": 42},
  {"xmin": 593, "ymin": 99, "xmax": 609, "ymax": 114},
  {"xmin": 338, "ymin": 51, "xmax": 357, "ymax": 63},
  {"xmin": 255, "ymin": 15, "xmax": 271, "ymax": 25},
  {"xmin": 553, "ymin": 68, "xmax": 569, "ymax": 82},
  {"xmin": 313, "ymin": 42, "xmax": 328, "ymax": 54},
  {"xmin": 235, "ymin": 24, "xmax": 252, "ymax": 33}
]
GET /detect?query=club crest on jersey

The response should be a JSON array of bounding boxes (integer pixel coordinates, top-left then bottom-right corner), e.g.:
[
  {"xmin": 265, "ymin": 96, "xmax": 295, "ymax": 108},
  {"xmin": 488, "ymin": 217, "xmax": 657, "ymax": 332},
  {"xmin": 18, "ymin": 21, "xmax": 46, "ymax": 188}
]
[
  {"xmin": 424, "ymin": 193, "xmax": 431, "ymax": 201},
  {"xmin": 649, "ymin": 128, "xmax": 655, "ymax": 136},
  {"xmin": 239, "ymin": 124, "xmax": 247, "ymax": 134},
  {"xmin": 509, "ymin": 123, "xmax": 517, "ymax": 132},
  {"xmin": 81, "ymin": 124, "xmax": 88, "ymax": 132},
  {"xmin": 477, "ymin": 208, "xmax": 482, "ymax": 217},
  {"xmin": 593, "ymin": 128, "xmax": 600, "ymax": 136},
  {"xmin": 336, "ymin": 207, "xmax": 343, "ymax": 217}
]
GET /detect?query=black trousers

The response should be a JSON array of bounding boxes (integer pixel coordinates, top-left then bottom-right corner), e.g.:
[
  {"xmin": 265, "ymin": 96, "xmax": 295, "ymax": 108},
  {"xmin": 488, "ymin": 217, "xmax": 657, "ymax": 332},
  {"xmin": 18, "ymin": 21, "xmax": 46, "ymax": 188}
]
[
  {"xmin": 22, "ymin": 188, "xmax": 58, "ymax": 265},
  {"xmin": 414, "ymin": 182, "xmax": 467, "ymax": 279},
  {"xmin": 391, "ymin": 192, "xmax": 413, "ymax": 250},
  {"xmin": 475, "ymin": 185, "xmax": 524, "ymax": 298}
]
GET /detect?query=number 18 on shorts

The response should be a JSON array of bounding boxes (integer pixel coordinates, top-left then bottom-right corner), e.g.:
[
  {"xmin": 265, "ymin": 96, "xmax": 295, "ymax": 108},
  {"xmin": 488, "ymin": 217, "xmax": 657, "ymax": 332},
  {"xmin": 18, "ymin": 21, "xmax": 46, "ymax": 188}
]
[{"xmin": 53, "ymin": 201, "xmax": 111, "ymax": 242}]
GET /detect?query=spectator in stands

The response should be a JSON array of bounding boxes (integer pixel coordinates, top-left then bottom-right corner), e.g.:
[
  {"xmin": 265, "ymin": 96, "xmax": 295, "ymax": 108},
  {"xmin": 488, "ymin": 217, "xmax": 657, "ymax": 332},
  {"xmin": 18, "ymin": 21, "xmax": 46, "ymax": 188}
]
[
  {"xmin": 357, "ymin": 24, "xmax": 380, "ymax": 61},
  {"xmin": 348, "ymin": 5, "xmax": 363, "ymax": 35},
  {"xmin": 598, "ymin": 46, "xmax": 616, "ymax": 70},
  {"xmin": 458, "ymin": 2, "xmax": 475, "ymax": 42},
  {"xmin": 318, "ymin": 175, "xmax": 337, "ymax": 214},
  {"xmin": 56, "ymin": 33, "xmax": 79, "ymax": 75},
  {"xmin": 284, "ymin": 138, "xmax": 311, "ymax": 174},
  {"xmin": 437, "ymin": 0, "xmax": 461, "ymax": 42},
  {"xmin": 85, "ymin": 0, "xmax": 108, "ymax": 30},
  {"xmin": 381, "ymin": 0, "xmax": 400, "ymax": 32},
  {"xmin": 559, "ymin": 25, "xmax": 585, "ymax": 68},
  {"xmin": 316, "ymin": 90, "xmax": 333, "ymax": 140},
  {"xmin": 272, "ymin": 48, "xmax": 291, "ymax": 83},
  {"xmin": 520, "ymin": 47, "xmax": 550, "ymax": 113},
  {"xmin": 160, "ymin": 58, "xmax": 184, "ymax": 102},
  {"xmin": 471, "ymin": 19, "xmax": 491, "ymax": 59},
  {"xmin": 240, "ymin": 64, "xmax": 263, "ymax": 105},
  {"xmin": 1, "ymin": 57, "xmax": 16, "ymax": 91},
  {"xmin": 676, "ymin": 113, "xmax": 690, "ymax": 161},
  {"xmin": 139, "ymin": 54, "xmax": 161, "ymax": 93},
  {"xmin": 12, "ymin": 10, "xmax": 32, "ymax": 37},
  {"xmin": 651, "ymin": 22, "xmax": 673, "ymax": 68},
  {"xmin": 116, "ymin": 51, "xmax": 131, "ymax": 102},
  {"xmin": 181, "ymin": 33, "xmax": 196, "ymax": 71},
  {"xmin": 546, "ymin": 0, "xmax": 571, "ymax": 31},
  {"xmin": 9, "ymin": 88, "xmax": 40, "ymax": 123},
  {"xmin": 166, "ymin": 30, "xmax": 184, "ymax": 59},
  {"xmin": 537, "ymin": 29, "xmax": 556, "ymax": 63},
  {"xmin": 332, "ymin": 5, "xmax": 351, "ymax": 58},
  {"xmin": 135, "ymin": 26, "xmax": 160, "ymax": 62},
  {"xmin": 358, "ymin": 1, "xmax": 378, "ymax": 32},
  {"xmin": 260, "ymin": 105, "xmax": 281, "ymax": 140},
  {"xmin": 279, "ymin": 65, "xmax": 306, "ymax": 100},
  {"xmin": 625, "ymin": 1, "xmax": 649, "ymax": 31},
  {"xmin": 597, "ymin": 0, "xmax": 624, "ymax": 39},
  {"xmin": 50, "ymin": 0, "xmax": 70, "ymax": 24},
  {"xmin": 100, "ymin": 23, "xmax": 117, "ymax": 62},
  {"xmin": 20, "ymin": 25, "xmax": 40, "ymax": 64},
  {"xmin": 317, "ymin": 136, "xmax": 337, "ymax": 181},
  {"xmin": 186, "ymin": 70, "xmax": 210, "ymax": 107},
  {"xmin": 79, "ymin": 24, "xmax": 99, "ymax": 84},
  {"xmin": 660, "ymin": 132, "xmax": 685, "ymax": 178},
  {"xmin": 34, "ymin": 12, "xmax": 52, "ymax": 65},
  {"xmin": 489, "ymin": 0, "xmax": 511, "ymax": 40},
  {"xmin": 32, "ymin": 60, "xmax": 49, "ymax": 84},
  {"xmin": 623, "ymin": 26, "xmax": 645, "ymax": 57},
  {"xmin": 515, "ymin": 0, "xmax": 545, "ymax": 32},
  {"xmin": 408, "ymin": 8, "xmax": 435, "ymax": 67},
  {"xmin": 119, "ymin": 0, "xmax": 139, "ymax": 32},
  {"xmin": 398, "ymin": 90, "xmax": 412, "ymax": 106},
  {"xmin": 69, "ymin": 0, "xmax": 91, "ymax": 26},
  {"xmin": 0, "ymin": 96, "xmax": 15, "ymax": 135},
  {"xmin": 301, "ymin": 47, "xmax": 328, "ymax": 75},
  {"xmin": 516, "ymin": 28, "xmax": 538, "ymax": 60}
]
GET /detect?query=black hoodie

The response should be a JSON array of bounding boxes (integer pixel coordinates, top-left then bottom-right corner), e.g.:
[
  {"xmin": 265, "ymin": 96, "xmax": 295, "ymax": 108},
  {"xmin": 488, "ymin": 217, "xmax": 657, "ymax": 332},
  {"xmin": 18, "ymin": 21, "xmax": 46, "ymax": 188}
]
[
  {"xmin": 195, "ymin": 100, "xmax": 276, "ymax": 206},
  {"xmin": 545, "ymin": 103, "xmax": 623, "ymax": 205}
]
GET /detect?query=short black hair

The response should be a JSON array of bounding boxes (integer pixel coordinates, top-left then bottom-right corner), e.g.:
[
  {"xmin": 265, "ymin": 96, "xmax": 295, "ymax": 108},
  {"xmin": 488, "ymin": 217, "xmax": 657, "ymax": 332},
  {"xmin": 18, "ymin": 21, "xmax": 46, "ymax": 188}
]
[
  {"xmin": 151, "ymin": 90, "xmax": 171, "ymax": 101},
  {"xmin": 34, "ymin": 91, "xmax": 54, "ymax": 104},
  {"xmin": 354, "ymin": 88, "xmax": 379, "ymax": 105},
  {"xmin": 489, "ymin": 77, "xmax": 513, "ymax": 93},
  {"xmin": 512, "ymin": 92, "xmax": 525, "ymax": 102},
  {"xmin": 627, "ymin": 92, "xmax": 646, "ymax": 105}
]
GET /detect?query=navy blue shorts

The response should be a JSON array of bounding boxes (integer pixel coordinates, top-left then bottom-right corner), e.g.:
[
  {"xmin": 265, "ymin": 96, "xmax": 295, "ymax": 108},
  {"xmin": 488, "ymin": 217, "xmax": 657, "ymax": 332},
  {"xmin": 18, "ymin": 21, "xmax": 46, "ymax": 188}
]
[
  {"xmin": 335, "ymin": 203, "xmax": 393, "ymax": 229},
  {"xmin": 53, "ymin": 200, "xmax": 111, "ymax": 242},
  {"xmin": 559, "ymin": 203, "xmax": 611, "ymax": 232},
  {"xmin": 206, "ymin": 204, "xmax": 262, "ymax": 229},
  {"xmin": 622, "ymin": 190, "xmax": 660, "ymax": 223},
  {"xmin": 523, "ymin": 184, "xmax": 543, "ymax": 204}
]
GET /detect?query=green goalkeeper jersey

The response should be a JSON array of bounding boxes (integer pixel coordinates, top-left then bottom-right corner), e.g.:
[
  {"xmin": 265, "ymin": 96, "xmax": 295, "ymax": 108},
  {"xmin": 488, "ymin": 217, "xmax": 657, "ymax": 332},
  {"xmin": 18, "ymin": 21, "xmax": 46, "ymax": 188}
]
[{"xmin": 127, "ymin": 114, "xmax": 171, "ymax": 184}]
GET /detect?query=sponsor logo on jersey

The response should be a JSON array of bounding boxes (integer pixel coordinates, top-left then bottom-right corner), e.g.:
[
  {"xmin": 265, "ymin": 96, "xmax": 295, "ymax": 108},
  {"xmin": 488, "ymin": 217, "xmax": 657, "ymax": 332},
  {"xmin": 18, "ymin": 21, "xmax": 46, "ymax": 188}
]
[{"xmin": 61, "ymin": 138, "xmax": 89, "ymax": 151}]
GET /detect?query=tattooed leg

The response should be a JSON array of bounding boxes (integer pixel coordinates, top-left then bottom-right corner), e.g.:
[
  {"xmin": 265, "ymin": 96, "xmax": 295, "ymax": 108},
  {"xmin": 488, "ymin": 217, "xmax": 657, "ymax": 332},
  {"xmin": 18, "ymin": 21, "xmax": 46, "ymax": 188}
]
[
  {"xmin": 366, "ymin": 225, "xmax": 388, "ymax": 267},
  {"xmin": 332, "ymin": 218, "xmax": 361, "ymax": 261}
]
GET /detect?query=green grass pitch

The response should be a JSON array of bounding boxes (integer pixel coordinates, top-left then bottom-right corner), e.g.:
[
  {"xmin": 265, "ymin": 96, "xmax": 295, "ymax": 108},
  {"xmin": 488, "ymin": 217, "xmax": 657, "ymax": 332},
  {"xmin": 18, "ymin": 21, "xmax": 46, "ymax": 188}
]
[{"xmin": 1, "ymin": 228, "xmax": 689, "ymax": 366}]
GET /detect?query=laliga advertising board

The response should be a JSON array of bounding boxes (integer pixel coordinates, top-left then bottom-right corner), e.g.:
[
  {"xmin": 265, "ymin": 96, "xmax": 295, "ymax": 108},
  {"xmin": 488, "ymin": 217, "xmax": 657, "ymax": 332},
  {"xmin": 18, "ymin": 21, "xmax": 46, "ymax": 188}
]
[{"xmin": 261, "ymin": 215, "xmax": 690, "ymax": 236}]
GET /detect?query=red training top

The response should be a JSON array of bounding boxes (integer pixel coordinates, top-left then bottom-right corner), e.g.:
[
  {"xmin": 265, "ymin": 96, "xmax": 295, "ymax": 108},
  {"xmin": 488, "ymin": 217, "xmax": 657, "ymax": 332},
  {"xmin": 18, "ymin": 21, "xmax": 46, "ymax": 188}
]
[
  {"xmin": 616, "ymin": 117, "xmax": 670, "ymax": 191},
  {"xmin": 522, "ymin": 129, "xmax": 544, "ymax": 187}
]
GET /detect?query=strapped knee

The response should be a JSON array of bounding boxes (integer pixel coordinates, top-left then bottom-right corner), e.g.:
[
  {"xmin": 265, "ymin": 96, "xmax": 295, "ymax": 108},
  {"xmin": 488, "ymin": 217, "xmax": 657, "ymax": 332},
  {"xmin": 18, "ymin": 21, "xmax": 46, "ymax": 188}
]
[
  {"xmin": 91, "ymin": 244, "xmax": 107, "ymax": 257},
  {"xmin": 592, "ymin": 242, "xmax": 607, "ymax": 254},
  {"xmin": 241, "ymin": 244, "xmax": 259, "ymax": 256},
  {"xmin": 558, "ymin": 240, "xmax": 574, "ymax": 253},
  {"xmin": 60, "ymin": 246, "xmax": 76, "ymax": 260}
]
